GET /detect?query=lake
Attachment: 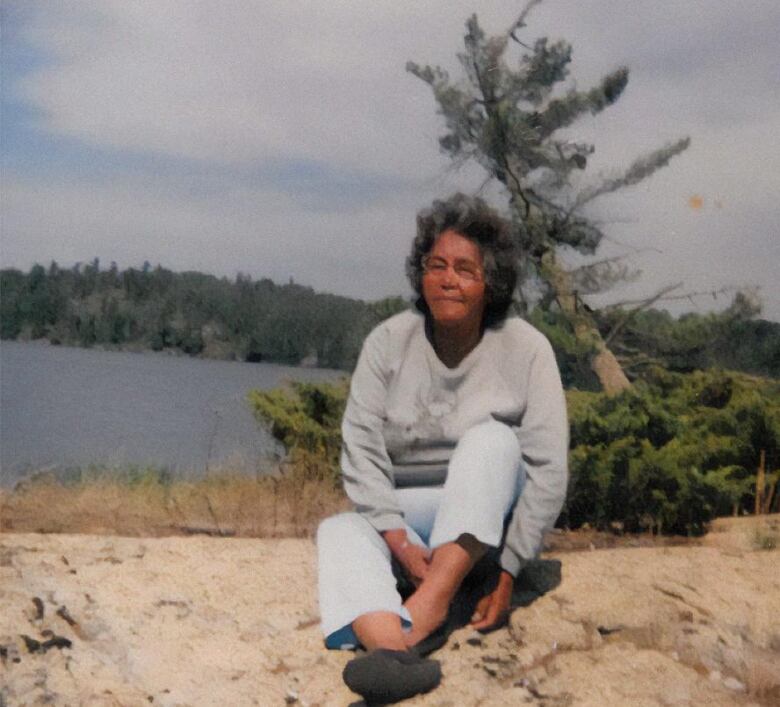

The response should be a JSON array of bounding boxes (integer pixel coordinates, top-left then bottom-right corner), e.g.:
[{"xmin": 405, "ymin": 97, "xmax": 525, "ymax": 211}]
[{"xmin": 0, "ymin": 341, "xmax": 344, "ymax": 487}]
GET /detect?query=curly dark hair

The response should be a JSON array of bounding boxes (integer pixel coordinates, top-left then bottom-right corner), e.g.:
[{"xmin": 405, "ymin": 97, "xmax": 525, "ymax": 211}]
[{"xmin": 406, "ymin": 192, "xmax": 518, "ymax": 326}]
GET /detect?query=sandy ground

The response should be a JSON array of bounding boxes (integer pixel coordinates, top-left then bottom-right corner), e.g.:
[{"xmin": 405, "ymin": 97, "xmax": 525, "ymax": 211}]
[{"xmin": 1, "ymin": 516, "xmax": 779, "ymax": 706}]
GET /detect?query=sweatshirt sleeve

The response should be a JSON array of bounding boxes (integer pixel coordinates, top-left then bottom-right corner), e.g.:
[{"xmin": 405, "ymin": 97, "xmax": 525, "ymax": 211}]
[
  {"xmin": 340, "ymin": 325, "xmax": 405, "ymax": 532},
  {"xmin": 499, "ymin": 337, "xmax": 569, "ymax": 576}
]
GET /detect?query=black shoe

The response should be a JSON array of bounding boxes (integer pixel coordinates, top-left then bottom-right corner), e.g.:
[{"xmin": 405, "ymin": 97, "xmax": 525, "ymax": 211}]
[
  {"xmin": 409, "ymin": 623, "xmax": 450, "ymax": 657},
  {"xmin": 342, "ymin": 648, "xmax": 441, "ymax": 704}
]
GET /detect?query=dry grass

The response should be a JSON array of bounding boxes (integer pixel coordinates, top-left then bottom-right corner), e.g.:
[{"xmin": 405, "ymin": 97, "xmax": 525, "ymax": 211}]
[
  {"xmin": 1, "ymin": 468, "xmax": 709, "ymax": 550},
  {"xmin": 0, "ymin": 469, "xmax": 349, "ymax": 539}
]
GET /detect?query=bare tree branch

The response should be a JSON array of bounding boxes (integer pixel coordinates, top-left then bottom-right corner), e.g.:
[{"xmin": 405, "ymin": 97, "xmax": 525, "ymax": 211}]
[
  {"xmin": 568, "ymin": 251, "xmax": 650, "ymax": 276},
  {"xmin": 508, "ymin": 0, "xmax": 545, "ymax": 43},
  {"xmin": 603, "ymin": 283, "xmax": 683, "ymax": 346},
  {"xmin": 603, "ymin": 284, "xmax": 741, "ymax": 310}
]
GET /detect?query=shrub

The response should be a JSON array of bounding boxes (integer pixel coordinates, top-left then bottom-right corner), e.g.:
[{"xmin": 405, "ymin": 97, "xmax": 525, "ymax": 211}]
[
  {"xmin": 250, "ymin": 369, "xmax": 779, "ymax": 535},
  {"xmin": 248, "ymin": 379, "xmax": 349, "ymax": 486},
  {"xmin": 564, "ymin": 370, "xmax": 780, "ymax": 534}
]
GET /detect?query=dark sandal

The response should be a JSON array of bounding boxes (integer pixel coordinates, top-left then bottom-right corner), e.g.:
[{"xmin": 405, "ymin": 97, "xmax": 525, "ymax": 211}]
[{"xmin": 342, "ymin": 648, "xmax": 441, "ymax": 704}]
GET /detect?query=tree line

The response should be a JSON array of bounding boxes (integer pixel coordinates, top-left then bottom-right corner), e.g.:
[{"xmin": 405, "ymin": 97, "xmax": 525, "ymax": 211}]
[
  {"xmin": 1, "ymin": 260, "xmax": 778, "ymax": 379},
  {"xmin": 530, "ymin": 294, "xmax": 780, "ymax": 387},
  {"xmin": 0, "ymin": 259, "xmax": 406, "ymax": 370}
]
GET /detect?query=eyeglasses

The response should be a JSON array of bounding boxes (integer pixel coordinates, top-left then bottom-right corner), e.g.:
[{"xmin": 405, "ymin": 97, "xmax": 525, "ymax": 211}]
[{"xmin": 422, "ymin": 256, "xmax": 483, "ymax": 282}]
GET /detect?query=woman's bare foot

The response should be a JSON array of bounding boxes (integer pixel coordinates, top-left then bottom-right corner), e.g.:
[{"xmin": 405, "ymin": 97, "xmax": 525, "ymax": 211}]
[
  {"xmin": 352, "ymin": 611, "xmax": 409, "ymax": 651},
  {"xmin": 401, "ymin": 537, "xmax": 486, "ymax": 647},
  {"xmin": 402, "ymin": 580, "xmax": 452, "ymax": 647}
]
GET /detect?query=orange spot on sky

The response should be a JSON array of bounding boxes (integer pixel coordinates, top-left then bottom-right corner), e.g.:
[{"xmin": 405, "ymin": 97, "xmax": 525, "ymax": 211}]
[{"xmin": 688, "ymin": 195, "xmax": 704, "ymax": 210}]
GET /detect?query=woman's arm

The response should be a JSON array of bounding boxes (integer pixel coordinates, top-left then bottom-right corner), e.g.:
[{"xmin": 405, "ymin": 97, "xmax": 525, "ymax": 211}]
[
  {"xmin": 500, "ymin": 337, "xmax": 569, "ymax": 577},
  {"xmin": 341, "ymin": 327, "xmax": 430, "ymax": 584},
  {"xmin": 340, "ymin": 324, "xmax": 404, "ymax": 532},
  {"xmin": 470, "ymin": 569, "xmax": 513, "ymax": 631},
  {"xmin": 382, "ymin": 528, "xmax": 431, "ymax": 585},
  {"xmin": 471, "ymin": 337, "xmax": 567, "ymax": 632},
  {"xmin": 341, "ymin": 322, "xmax": 437, "ymax": 584}
]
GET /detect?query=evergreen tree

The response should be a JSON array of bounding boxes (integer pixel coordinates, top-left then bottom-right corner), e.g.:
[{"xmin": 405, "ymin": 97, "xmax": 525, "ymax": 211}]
[{"xmin": 407, "ymin": 2, "xmax": 689, "ymax": 393}]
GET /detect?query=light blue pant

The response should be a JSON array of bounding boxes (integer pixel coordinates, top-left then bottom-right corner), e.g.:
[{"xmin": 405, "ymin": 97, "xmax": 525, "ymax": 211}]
[{"xmin": 317, "ymin": 420, "xmax": 524, "ymax": 649}]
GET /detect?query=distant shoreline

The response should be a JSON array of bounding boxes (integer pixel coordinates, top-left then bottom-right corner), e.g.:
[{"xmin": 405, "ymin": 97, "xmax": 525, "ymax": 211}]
[{"xmin": 1, "ymin": 336, "xmax": 328, "ymax": 369}]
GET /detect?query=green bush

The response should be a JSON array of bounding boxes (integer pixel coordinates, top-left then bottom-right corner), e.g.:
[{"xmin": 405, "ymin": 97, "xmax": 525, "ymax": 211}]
[
  {"xmin": 250, "ymin": 369, "xmax": 779, "ymax": 535},
  {"xmin": 248, "ymin": 379, "xmax": 349, "ymax": 486},
  {"xmin": 564, "ymin": 370, "xmax": 780, "ymax": 534}
]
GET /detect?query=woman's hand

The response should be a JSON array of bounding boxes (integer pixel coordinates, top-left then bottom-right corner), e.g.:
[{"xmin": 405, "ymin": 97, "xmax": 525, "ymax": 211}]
[
  {"xmin": 382, "ymin": 529, "xmax": 431, "ymax": 586},
  {"xmin": 470, "ymin": 569, "xmax": 513, "ymax": 631}
]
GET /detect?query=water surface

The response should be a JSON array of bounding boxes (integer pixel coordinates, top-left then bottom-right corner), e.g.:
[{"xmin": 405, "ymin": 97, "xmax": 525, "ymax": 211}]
[{"xmin": 0, "ymin": 341, "xmax": 343, "ymax": 486}]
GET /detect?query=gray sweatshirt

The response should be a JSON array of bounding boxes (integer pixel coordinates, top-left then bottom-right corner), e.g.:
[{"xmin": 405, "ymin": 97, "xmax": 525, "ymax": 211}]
[{"xmin": 340, "ymin": 309, "xmax": 569, "ymax": 577}]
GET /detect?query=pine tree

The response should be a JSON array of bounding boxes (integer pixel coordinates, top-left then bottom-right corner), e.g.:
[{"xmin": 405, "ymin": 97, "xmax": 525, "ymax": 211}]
[{"xmin": 407, "ymin": 2, "xmax": 689, "ymax": 393}]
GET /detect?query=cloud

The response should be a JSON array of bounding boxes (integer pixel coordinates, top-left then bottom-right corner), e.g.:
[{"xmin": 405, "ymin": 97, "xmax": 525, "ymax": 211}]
[
  {"xmin": 2, "ymin": 1, "xmax": 779, "ymax": 320},
  {"xmin": 11, "ymin": 1, "xmax": 488, "ymax": 175},
  {"xmin": 1, "ymin": 164, "xmax": 482, "ymax": 300}
]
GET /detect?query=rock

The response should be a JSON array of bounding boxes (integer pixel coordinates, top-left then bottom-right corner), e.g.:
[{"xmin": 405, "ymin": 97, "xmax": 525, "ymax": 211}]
[
  {"xmin": 1, "ymin": 531, "xmax": 778, "ymax": 707},
  {"xmin": 510, "ymin": 600, "xmax": 600, "ymax": 653}
]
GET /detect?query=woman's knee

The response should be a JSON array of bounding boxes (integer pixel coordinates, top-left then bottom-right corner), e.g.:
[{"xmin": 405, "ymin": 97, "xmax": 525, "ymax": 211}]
[
  {"xmin": 456, "ymin": 419, "xmax": 521, "ymax": 466},
  {"xmin": 317, "ymin": 512, "xmax": 364, "ymax": 548}
]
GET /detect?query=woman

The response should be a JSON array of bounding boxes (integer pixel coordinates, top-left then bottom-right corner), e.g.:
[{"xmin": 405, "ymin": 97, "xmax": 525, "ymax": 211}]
[{"xmin": 318, "ymin": 193, "xmax": 568, "ymax": 702}]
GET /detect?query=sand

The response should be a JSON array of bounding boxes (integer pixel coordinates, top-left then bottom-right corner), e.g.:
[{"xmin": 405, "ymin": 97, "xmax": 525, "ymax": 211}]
[{"xmin": 1, "ymin": 515, "xmax": 779, "ymax": 706}]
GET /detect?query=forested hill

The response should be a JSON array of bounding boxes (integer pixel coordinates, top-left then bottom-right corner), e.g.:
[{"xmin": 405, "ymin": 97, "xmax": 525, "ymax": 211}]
[
  {"xmin": 1, "ymin": 260, "xmax": 778, "ymax": 378},
  {"xmin": 0, "ymin": 260, "xmax": 407, "ymax": 370},
  {"xmin": 533, "ymin": 296, "xmax": 780, "ymax": 385}
]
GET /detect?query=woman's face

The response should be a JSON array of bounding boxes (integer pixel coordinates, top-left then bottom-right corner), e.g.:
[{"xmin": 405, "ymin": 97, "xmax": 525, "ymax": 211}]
[{"xmin": 421, "ymin": 229, "xmax": 486, "ymax": 330}]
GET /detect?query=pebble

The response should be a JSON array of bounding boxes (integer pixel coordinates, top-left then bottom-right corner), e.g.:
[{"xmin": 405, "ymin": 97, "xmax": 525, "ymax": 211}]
[{"xmin": 723, "ymin": 677, "xmax": 745, "ymax": 692}]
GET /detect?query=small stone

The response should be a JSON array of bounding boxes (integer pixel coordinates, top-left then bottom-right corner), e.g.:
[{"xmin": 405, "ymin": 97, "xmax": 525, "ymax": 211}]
[
  {"xmin": 597, "ymin": 625, "xmax": 622, "ymax": 636},
  {"xmin": 723, "ymin": 677, "xmax": 745, "ymax": 692},
  {"xmin": 56, "ymin": 605, "xmax": 78, "ymax": 627},
  {"xmin": 0, "ymin": 641, "xmax": 20, "ymax": 665},
  {"xmin": 41, "ymin": 635, "xmax": 72, "ymax": 651},
  {"xmin": 20, "ymin": 634, "xmax": 42, "ymax": 653},
  {"xmin": 285, "ymin": 689, "xmax": 299, "ymax": 704},
  {"xmin": 31, "ymin": 597, "xmax": 45, "ymax": 621}
]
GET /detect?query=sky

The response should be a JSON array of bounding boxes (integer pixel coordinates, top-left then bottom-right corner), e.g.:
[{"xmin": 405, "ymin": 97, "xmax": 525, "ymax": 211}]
[{"xmin": 2, "ymin": 0, "xmax": 779, "ymax": 321}]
